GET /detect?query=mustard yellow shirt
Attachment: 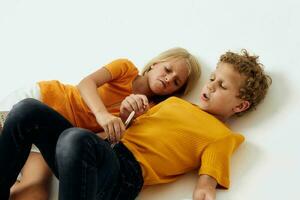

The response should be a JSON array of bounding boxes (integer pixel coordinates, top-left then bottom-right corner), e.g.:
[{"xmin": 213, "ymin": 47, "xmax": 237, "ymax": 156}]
[
  {"xmin": 38, "ymin": 59, "xmax": 139, "ymax": 132},
  {"xmin": 121, "ymin": 97, "xmax": 244, "ymax": 189}
]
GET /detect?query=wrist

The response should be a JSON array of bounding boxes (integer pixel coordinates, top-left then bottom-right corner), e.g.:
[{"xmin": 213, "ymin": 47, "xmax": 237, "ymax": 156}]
[
  {"xmin": 198, "ymin": 174, "xmax": 217, "ymax": 189},
  {"xmin": 95, "ymin": 110, "xmax": 110, "ymax": 119}
]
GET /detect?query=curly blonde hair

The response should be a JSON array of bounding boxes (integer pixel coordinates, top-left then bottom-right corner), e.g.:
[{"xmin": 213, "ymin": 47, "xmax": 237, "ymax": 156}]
[{"xmin": 220, "ymin": 49, "xmax": 272, "ymax": 115}]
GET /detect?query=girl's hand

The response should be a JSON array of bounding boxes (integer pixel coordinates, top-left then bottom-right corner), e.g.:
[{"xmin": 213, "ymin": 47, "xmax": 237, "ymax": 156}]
[
  {"xmin": 95, "ymin": 112, "xmax": 125, "ymax": 144},
  {"xmin": 95, "ymin": 131, "xmax": 107, "ymax": 140},
  {"xmin": 120, "ymin": 94, "xmax": 149, "ymax": 121}
]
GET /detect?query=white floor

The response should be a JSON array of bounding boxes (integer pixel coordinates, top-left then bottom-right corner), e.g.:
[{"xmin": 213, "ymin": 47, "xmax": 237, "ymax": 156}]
[
  {"xmin": 1, "ymin": 0, "xmax": 300, "ymax": 199},
  {"xmin": 49, "ymin": 172, "xmax": 198, "ymax": 200}
]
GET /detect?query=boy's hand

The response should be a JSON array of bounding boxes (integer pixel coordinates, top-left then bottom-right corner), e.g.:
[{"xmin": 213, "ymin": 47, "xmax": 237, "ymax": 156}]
[
  {"xmin": 193, "ymin": 174, "xmax": 217, "ymax": 200},
  {"xmin": 193, "ymin": 187, "xmax": 216, "ymax": 200},
  {"xmin": 120, "ymin": 94, "xmax": 149, "ymax": 121},
  {"xmin": 95, "ymin": 112, "xmax": 125, "ymax": 143}
]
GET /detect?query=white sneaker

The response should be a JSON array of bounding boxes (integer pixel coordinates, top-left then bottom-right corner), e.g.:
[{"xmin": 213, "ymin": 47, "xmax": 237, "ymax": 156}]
[{"xmin": 0, "ymin": 111, "xmax": 9, "ymax": 133}]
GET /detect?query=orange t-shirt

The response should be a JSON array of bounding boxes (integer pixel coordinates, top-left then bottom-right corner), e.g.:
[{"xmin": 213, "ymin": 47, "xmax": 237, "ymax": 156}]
[
  {"xmin": 122, "ymin": 97, "xmax": 244, "ymax": 188},
  {"xmin": 38, "ymin": 59, "xmax": 139, "ymax": 132}
]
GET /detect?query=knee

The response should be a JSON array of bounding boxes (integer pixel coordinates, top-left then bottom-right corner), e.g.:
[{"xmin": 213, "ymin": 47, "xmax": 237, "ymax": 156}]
[
  {"xmin": 12, "ymin": 98, "xmax": 41, "ymax": 113},
  {"xmin": 3, "ymin": 98, "xmax": 43, "ymax": 139},
  {"xmin": 56, "ymin": 128, "xmax": 96, "ymax": 162},
  {"xmin": 8, "ymin": 98, "xmax": 43, "ymax": 122}
]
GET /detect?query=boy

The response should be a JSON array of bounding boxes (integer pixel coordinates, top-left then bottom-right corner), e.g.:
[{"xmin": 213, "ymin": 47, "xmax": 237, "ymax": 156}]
[
  {"xmin": 0, "ymin": 49, "xmax": 271, "ymax": 200},
  {"xmin": 118, "ymin": 49, "xmax": 271, "ymax": 200}
]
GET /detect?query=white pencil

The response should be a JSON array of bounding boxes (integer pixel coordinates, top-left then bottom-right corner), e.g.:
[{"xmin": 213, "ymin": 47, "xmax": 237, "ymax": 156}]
[{"xmin": 111, "ymin": 111, "xmax": 135, "ymax": 147}]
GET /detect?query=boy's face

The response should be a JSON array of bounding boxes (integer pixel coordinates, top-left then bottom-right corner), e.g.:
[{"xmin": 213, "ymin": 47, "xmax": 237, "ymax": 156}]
[{"xmin": 198, "ymin": 62, "xmax": 250, "ymax": 120}]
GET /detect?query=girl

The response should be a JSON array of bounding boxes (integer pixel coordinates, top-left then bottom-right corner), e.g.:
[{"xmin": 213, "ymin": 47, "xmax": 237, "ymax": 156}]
[{"xmin": 0, "ymin": 47, "xmax": 201, "ymax": 200}]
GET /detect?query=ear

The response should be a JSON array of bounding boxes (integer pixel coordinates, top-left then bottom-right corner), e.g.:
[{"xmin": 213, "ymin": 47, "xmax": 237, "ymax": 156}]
[{"xmin": 233, "ymin": 100, "xmax": 250, "ymax": 113}]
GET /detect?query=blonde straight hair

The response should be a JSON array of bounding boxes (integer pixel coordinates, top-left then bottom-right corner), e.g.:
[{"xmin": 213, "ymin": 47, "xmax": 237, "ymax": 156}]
[{"xmin": 142, "ymin": 47, "xmax": 201, "ymax": 95}]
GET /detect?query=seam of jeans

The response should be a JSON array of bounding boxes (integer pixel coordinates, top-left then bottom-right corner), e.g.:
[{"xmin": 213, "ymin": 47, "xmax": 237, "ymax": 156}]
[{"xmin": 80, "ymin": 160, "xmax": 86, "ymax": 200}]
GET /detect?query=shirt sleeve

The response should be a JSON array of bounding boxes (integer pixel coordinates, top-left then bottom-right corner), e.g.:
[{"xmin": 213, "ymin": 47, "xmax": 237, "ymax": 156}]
[
  {"xmin": 104, "ymin": 58, "xmax": 138, "ymax": 81},
  {"xmin": 198, "ymin": 133, "xmax": 245, "ymax": 189}
]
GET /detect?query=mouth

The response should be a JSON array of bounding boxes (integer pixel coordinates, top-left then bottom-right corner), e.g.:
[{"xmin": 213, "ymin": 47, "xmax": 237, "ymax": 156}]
[
  {"xmin": 200, "ymin": 93, "xmax": 209, "ymax": 101},
  {"xmin": 158, "ymin": 79, "xmax": 166, "ymax": 88}
]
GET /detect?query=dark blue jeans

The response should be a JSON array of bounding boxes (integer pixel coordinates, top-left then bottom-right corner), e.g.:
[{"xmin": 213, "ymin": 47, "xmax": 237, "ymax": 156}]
[{"xmin": 0, "ymin": 98, "xmax": 143, "ymax": 200}]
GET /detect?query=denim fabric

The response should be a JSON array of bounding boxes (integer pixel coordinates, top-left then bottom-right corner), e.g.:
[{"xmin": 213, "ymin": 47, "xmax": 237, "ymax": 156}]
[
  {"xmin": 0, "ymin": 98, "xmax": 143, "ymax": 200},
  {"xmin": 112, "ymin": 142, "xmax": 144, "ymax": 200},
  {"xmin": 56, "ymin": 128, "xmax": 121, "ymax": 200},
  {"xmin": 0, "ymin": 98, "xmax": 73, "ymax": 200}
]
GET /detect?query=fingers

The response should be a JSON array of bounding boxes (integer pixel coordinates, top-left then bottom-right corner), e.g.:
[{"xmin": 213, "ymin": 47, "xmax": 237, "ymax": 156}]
[
  {"xmin": 123, "ymin": 94, "xmax": 149, "ymax": 113},
  {"xmin": 106, "ymin": 118, "xmax": 125, "ymax": 144},
  {"xmin": 96, "ymin": 113, "xmax": 125, "ymax": 144},
  {"xmin": 95, "ymin": 131, "xmax": 107, "ymax": 140},
  {"xmin": 98, "ymin": 94, "xmax": 150, "ymax": 144},
  {"xmin": 112, "ymin": 121, "xmax": 122, "ymax": 142},
  {"xmin": 107, "ymin": 122, "xmax": 114, "ymax": 142},
  {"xmin": 121, "ymin": 99, "xmax": 133, "ymax": 113},
  {"xmin": 126, "ymin": 95, "xmax": 141, "ymax": 111},
  {"xmin": 140, "ymin": 95, "xmax": 149, "ymax": 110}
]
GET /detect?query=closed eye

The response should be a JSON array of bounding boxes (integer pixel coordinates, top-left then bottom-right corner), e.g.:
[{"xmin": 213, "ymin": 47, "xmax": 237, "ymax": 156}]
[
  {"xmin": 164, "ymin": 66, "xmax": 171, "ymax": 72},
  {"xmin": 209, "ymin": 74, "xmax": 215, "ymax": 82},
  {"xmin": 219, "ymin": 82, "xmax": 227, "ymax": 89}
]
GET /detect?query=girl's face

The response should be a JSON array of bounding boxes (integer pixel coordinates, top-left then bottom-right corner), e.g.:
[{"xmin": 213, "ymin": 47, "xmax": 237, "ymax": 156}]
[{"xmin": 147, "ymin": 58, "xmax": 189, "ymax": 95}]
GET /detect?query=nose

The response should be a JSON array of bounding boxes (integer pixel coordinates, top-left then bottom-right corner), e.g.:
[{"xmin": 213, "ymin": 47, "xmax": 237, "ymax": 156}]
[
  {"xmin": 207, "ymin": 82, "xmax": 215, "ymax": 92},
  {"xmin": 165, "ymin": 74, "xmax": 175, "ymax": 83},
  {"xmin": 165, "ymin": 76, "xmax": 169, "ymax": 82}
]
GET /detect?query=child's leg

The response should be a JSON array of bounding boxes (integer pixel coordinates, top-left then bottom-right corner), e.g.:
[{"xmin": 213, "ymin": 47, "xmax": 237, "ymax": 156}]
[
  {"xmin": 0, "ymin": 99, "xmax": 73, "ymax": 200},
  {"xmin": 55, "ymin": 128, "xmax": 121, "ymax": 200},
  {"xmin": 10, "ymin": 153, "xmax": 52, "ymax": 200},
  {"xmin": 0, "ymin": 84, "xmax": 52, "ymax": 200}
]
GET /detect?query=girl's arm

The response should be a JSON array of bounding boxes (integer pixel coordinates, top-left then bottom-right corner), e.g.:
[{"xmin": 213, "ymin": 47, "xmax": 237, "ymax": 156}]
[
  {"xmin": 77, "ymin": 67, "xmax": 125, "ymax": 143},
  {"xmin": 193, "ymin": 174, "xmax": 217, "ymax": 200}
]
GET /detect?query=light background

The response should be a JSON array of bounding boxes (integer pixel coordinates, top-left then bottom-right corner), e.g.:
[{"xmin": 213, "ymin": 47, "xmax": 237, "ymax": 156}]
[{"xmin": 0, "ymin": 0, "xmax": 299, "ymax": 199}]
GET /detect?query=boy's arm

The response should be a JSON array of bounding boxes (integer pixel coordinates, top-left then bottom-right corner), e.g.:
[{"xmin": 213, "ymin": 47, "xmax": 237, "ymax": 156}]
[{"xmin": 193, "ymin": 174, "xmax": 217, "ymax": 200}]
